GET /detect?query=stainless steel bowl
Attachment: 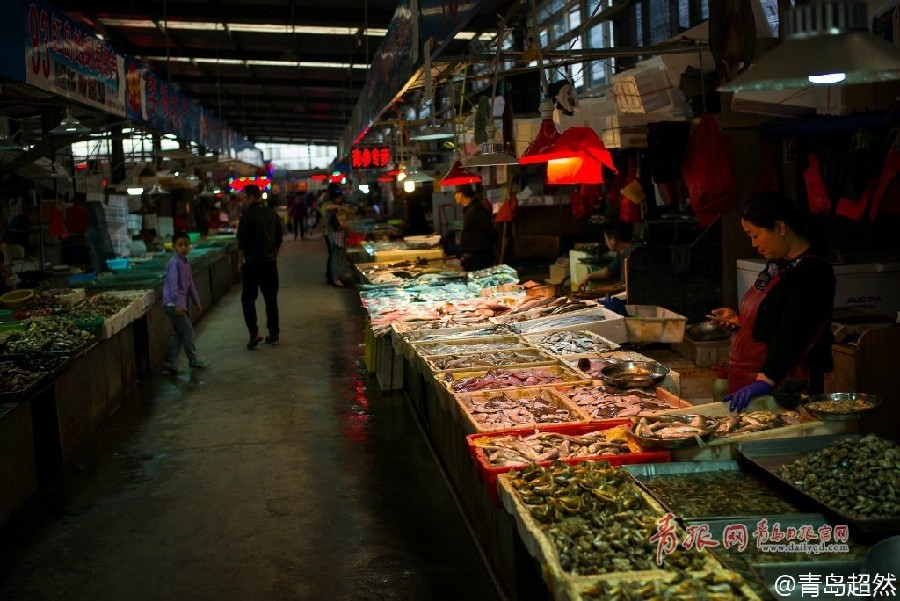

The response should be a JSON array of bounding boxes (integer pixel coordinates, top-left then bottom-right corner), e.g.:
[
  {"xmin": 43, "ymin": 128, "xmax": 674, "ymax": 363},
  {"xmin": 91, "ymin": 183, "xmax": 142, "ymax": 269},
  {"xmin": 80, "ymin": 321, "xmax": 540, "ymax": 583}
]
[
  {"xmin": 802, "ymin": 392, "xmax": 881, "ymax": 422},
  {"xmin": 599, "ymin": 360, "xmax": 670, "ymax": 388}
]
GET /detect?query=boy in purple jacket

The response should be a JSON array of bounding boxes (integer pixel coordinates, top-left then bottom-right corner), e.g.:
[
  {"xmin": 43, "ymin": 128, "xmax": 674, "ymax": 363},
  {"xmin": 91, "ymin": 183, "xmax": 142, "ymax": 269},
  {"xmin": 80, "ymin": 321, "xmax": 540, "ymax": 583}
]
[{"xmin": 161, "ymin": 232, "xmax": 210, "ymax": 373}]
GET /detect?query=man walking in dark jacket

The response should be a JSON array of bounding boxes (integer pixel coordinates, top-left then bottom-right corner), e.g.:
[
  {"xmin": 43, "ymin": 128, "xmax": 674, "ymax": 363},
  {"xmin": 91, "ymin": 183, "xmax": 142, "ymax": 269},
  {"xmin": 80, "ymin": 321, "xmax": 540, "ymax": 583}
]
[{"xmin": 237, "ymin": 185, "xmax": 283, "ymax": 348}]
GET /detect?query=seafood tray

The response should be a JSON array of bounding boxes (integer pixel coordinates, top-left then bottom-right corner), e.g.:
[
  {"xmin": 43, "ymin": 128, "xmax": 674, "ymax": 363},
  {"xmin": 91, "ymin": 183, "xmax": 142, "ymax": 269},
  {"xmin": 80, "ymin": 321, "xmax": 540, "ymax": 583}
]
[
  {"xmin": 661, "ymin": 402, "xmax": 848, "ymax": 461},
  {"xmin": 454, "ymin": 386, "xmax": 591, "ymax": 435},
  {"xmin": 522, "ymin": 329, "xmax": 620, "ymax": 357},
  {"xmin": 557, "ymin": 383, "xmax": 693, "ymax": 423},
  {"xmin": 467, "ymin": 421, "xmax": 670, "ymax": 505},
  {"xmin": 0, "ymin": 356, "xmax": 64, "ymax": 402},
  {"xmin": 736, "ymin": 434, "xmax": 900, "ymax": 535},
  {"xmin": 623, "ymin": 460, "xmax": 807, "ymax": 521},
  {"xmin": 424, "ymin": 347, "xmax": 557, "ymax": 373},
  {"xmin": 497, "ymin": 462, "xmax": 722, "ymax": 600},
  {"xmin": 392, "ymin": 321, "xmax": 505, "ymax": 342},
  {"xmin": 412, "ymin": 335, "xmax": 527, "ymax": 357},
  {"xmin": 508, "ymin": 307, "xmax": 627, "ymax": 343},
  {"xmin": 562, "ymin": 568, "xmax": 763, "ymax": 601},
  {"xmin": 441, "ymin": 363, "xmax": 590, "ymax": 397},
  {"xmin": 702, "ymin": 516, "xmax": 868, "ymax": 600}
]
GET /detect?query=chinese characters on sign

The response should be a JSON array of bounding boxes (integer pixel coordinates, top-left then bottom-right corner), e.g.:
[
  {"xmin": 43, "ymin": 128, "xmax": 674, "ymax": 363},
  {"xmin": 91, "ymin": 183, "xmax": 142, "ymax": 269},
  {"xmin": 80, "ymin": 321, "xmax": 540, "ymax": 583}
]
[{"xmin": 351, "ymin": 147, "xmax": 391, "ymax": 169}]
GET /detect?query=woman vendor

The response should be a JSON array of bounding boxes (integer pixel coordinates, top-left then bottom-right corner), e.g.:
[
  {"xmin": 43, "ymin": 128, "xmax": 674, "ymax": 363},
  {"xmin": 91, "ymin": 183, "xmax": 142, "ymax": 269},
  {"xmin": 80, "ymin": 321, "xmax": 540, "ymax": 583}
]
[{"xmin": 710, "ymin": 192, "xmax": 836, "ymax": 412}]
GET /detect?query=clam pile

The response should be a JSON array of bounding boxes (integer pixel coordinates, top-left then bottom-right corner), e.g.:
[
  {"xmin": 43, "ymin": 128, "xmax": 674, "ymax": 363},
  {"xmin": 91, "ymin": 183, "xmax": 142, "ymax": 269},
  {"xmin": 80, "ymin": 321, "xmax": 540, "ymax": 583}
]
[
  {"xmin": 5, "ymin": 318, "xmax": 94, "ymax": 353},
  {"xmin": 0, "ymin": 362, "xmax": 42, "ymax": 393},
  {"xmin": 418, "ymin": 341, "xmax": 525, "ymax": 356},
  {"xmin": 776, "ymin": 434, "xmax": 900, "ymax": 519},
  {"xmin": 475, "ymin": 428, "xmax": 632, "ymax": 467},
  {"xmin": 580, "ymin": 569, "xmax": 754, "ymax": 600},
  {"xmin": 508, "ymin": 461, "xmax": 710, "ymax": 575}
]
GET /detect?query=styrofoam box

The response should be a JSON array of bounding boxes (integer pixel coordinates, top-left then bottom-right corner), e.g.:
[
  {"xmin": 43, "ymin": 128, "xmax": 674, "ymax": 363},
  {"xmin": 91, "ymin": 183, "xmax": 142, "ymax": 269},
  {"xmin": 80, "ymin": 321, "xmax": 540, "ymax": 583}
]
[
  {"xmin": 510, "ymin": 307, "xmax": 627, "ymax": 343},
  {"xmin": 623, "ymin": 305, "xmax": 687, "ymax": 344}
]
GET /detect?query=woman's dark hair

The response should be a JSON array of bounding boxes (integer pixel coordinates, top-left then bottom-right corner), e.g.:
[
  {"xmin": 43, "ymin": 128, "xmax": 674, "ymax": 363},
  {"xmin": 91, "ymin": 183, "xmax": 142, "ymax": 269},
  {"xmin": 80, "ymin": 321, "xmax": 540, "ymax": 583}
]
[
  {"xmin": 603, "ymin": 220, "xmax": 633, "ymax": 243},
  {"xmin": 172, "ymin": 231, "xmax": 190, "ymax": 244},
  {"xmin": 742, "ymin": 191, "xmax": 828, "ymax": 255}
]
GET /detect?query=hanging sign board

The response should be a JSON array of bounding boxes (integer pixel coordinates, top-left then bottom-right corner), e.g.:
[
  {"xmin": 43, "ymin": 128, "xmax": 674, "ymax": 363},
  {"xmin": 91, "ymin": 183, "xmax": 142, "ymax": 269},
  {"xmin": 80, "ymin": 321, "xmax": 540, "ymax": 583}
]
[{"xmin": 23, "ymin": 0, "xmax": 126, "ymax": 116}]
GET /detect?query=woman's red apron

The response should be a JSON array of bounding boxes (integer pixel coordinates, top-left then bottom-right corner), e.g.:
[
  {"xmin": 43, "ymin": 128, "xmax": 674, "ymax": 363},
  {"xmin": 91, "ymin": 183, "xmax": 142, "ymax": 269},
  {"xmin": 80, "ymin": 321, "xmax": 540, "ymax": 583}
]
[{"xmin": 728, "ymin": 267, "xmax": 810, "ymax": 393}]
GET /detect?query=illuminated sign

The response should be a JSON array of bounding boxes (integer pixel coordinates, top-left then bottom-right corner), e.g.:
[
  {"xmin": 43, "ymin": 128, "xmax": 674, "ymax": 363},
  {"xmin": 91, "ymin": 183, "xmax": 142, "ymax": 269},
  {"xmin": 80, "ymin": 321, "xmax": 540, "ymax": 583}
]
[
  {"xmin": 229, "ymin": 176, "xmax": 271, "ymax": 192},
  {"xmin": 351, "ymin": 147, "xmax": 390, "ymax": 169}
]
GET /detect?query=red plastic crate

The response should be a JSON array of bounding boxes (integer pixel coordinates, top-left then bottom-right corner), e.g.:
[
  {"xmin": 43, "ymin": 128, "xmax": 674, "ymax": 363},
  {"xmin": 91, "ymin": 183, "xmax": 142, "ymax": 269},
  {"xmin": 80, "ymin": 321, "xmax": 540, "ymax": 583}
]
[{"xmin": 466, "ymin": 421, "xmax": 670, "ymax": 505}]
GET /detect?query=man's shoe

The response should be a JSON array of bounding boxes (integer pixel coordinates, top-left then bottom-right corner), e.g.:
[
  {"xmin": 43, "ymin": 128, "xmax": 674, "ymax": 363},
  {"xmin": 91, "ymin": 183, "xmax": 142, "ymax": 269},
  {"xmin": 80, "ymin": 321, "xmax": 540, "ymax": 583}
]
[
  {"xmin": 247, "ymin": 334, "xmax": 264, "ymax": 349},
  {"xmin": 161, "ymin": 363, "xmax": 179, "ymax": 375},
  {"xmin": 265, "ymin": 335, "xmax": 280, "ymax": 346},
  {"xmin": 190, "ymin": 359, "xmax": 211, "ymax": 369}
]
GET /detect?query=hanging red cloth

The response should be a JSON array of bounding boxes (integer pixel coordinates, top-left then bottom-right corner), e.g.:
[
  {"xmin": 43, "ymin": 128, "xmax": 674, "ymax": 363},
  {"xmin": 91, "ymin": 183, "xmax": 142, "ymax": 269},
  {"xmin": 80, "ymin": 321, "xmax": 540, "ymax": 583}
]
[
  {"xmin": 802, "ymin": 155, "xmax": 832, "ymax": 215},
  {"xmin": 48, "ymin": 205, "xmax": 68, "ymax": 239},
  {"xmin": 868, "ymin": 150, "xmax": 900, "ymax": 220},
  {"xmin": 681, "ymin": 113, "xmax": 736, "ymax": 228},
  {"xmin": 618, "ymin": 159, "xmax": 644, "ymax": 224},
  {"xmin": 570, "ymin": 185, "xmax": 599, "ymax": 219},
  {"xmin": 836, "ymin": 177, "xmax": 877, "ymax": 221}
]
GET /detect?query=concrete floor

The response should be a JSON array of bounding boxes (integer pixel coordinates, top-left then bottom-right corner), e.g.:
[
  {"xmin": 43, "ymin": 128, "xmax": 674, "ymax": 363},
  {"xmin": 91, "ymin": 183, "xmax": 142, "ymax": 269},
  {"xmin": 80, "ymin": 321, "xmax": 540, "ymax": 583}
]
[{"xmin": 0, "ymin": 234, "xmax": 501, "ymax": 600}]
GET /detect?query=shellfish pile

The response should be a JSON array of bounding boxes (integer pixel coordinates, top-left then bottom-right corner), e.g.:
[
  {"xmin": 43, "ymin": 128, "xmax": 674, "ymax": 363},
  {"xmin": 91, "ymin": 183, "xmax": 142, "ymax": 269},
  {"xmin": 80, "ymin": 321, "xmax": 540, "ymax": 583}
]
[
  {"xmin": 5, "ymin": 317, "xmax": 94, "ymax": 353},
  {"xmin": 462, "ymin": 390, "xmax": 579, "ymax": 429},
  {"xmin": 475, "ymin": 428, "xmax": 633, "ymax": 467},
  {"xmin": 776, "ymin": 434, "xmax": 900, "ymax": 519},
  {"xmin": 580, "ymin": 569, "xmax": 755, "ymax": 600},
  {"xmin": 508, "ymin": 461, "xmax": 710, "ymax": 575},
  {"xmin": 563, "ymin": 385, "xmax": 678, "ymax": 419},
  {"xmin": 417, "ymin": 340, "xmax": 525, "ymax": 356}
]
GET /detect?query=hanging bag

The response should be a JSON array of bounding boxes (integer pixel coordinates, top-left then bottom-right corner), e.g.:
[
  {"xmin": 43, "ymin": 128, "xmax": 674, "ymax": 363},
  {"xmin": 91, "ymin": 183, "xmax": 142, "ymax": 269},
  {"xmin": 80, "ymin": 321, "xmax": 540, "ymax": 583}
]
[
  {"xmin": 802, "ymin": 155, "xmax": 832, "ymax": 215},
  {"xmin": 681, "ymin": 113, "xmax": 736, "ymax": 227}
]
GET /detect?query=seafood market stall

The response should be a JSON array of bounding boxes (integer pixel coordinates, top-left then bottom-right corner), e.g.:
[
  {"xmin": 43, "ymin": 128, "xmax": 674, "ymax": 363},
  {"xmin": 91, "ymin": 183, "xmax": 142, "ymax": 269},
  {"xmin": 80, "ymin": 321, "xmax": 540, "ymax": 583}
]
[
  {"xmin": 0, "ymin": 240, "xmax": 241, "ymax": 528},
  {"xmin": 357, "ymin": 266, "xmax": 900, "ymax": 599}
]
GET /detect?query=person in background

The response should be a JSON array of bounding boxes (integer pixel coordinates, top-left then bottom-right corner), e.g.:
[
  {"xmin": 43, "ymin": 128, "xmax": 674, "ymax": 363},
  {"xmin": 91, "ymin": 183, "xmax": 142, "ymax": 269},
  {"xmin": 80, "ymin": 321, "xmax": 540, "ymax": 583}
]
[
  {"xmin": 324, "ymin": 190, "xmax": 349, "ymax": 287},
  {"xmin": 287, "ymin": 193, "xmax": 309, "ymax": 240},
  {"xmin": 577, "ymin": 220, "xmax": 641, "ymax": 292},
  {"xmin": 174, "ymin": 214, "xmax": 188, "ymax": 233},
  {"xmin": 454, "ymin": 184, "xmax": 496, "ymax": 272},
  {"xmin": 61, "ymin": 194, "xmax": 90, "ymax": 267},
  {"xmin": 711, "ymin": 191, "xmax": 835, "ymax": 412},
  {"xmin": 161, "ymin": 231, "xmax": 209, "ymax": 373},
  {"xmin": 237, "ymin": 184, "xmax": 283, "ymax": 348}
]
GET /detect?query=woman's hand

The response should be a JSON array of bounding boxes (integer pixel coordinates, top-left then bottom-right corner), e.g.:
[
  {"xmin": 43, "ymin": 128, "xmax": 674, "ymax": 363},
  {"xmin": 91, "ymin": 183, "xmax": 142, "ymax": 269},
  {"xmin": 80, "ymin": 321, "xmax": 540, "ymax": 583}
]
[
  {"xmin": 708, "ymin": 307, "xmax": 740, "ymax": 331},
  {"xmin": 577, "ymin": 276, "xmax": 590, "ymax": 291}
]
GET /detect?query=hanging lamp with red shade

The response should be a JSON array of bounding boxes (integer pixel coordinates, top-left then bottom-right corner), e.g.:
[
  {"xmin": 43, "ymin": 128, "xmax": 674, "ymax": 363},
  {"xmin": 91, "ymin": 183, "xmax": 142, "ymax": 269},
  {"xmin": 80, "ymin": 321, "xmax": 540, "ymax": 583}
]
[
  {"xmin": 440, "ymin": 150, "xmax": 481, "ymax": 186},
  {"xmin": 518, "ymin": 0, "xmax": 561, "ymax": 165}
]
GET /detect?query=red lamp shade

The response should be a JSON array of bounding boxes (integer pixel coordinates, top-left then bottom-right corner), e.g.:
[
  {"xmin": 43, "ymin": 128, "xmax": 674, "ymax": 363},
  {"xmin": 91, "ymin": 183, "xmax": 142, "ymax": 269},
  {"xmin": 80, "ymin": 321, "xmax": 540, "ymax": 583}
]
[
  {"xmin": 518, "ymin": 118, "xmax": 561, "ymax": 164},
  {"xmin": 310, "ymin": 172, "xmax": 328, "ymax": 182},
  {"xmin": 439, "ymin": 160, "xmax": 481, "ymax": 187},
  {"xmin": 376, "ymin": 174, "xmax": 395, "ymax": 182},
  {"xmin": 546, "ymin": 156, "xmax": 605, "ymax": 185},
  {"xmin": 524, "ymin": 126, "xmax": 616, "ymax": 173}
]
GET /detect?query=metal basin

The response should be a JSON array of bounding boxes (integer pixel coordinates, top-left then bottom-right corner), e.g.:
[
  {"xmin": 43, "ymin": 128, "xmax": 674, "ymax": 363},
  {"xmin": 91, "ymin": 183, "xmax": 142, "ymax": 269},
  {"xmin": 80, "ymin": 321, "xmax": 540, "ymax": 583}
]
[{"xmin": 599, "ymin": 360, "xmax": 669, "ymax": 388}]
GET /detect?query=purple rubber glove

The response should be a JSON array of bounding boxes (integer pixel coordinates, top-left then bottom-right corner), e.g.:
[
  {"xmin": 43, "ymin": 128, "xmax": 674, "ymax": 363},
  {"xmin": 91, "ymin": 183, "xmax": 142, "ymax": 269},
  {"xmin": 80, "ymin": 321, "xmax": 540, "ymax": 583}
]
[{"xmin": 722, "ymin": 380, "xmax": 773, "ymax": 412}]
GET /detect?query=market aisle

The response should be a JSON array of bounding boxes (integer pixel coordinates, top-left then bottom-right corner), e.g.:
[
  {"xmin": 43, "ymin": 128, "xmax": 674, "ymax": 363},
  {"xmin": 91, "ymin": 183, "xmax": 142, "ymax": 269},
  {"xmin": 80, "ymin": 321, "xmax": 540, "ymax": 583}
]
[{"xmin": 0, "ymin": 237, "xmax": 501, "ymax": 601}]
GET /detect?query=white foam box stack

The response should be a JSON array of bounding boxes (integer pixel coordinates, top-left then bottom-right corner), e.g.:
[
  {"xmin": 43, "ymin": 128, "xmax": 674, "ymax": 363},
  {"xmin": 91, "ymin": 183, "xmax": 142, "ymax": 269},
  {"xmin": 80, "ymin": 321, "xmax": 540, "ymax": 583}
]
[{"xmin": 610, "ymin": 57, "xmax": 676, "ymax": 114}]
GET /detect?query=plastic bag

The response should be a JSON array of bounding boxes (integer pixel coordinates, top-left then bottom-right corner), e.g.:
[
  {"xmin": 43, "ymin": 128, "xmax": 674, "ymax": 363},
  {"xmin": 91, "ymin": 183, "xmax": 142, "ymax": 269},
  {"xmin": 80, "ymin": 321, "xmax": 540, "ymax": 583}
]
[
  {"xmin": 681, "ymin": 113, "xmax": 736, "ymax": 227},
  {"xmin": 802, "ymin": 155, "xmax": 832, "ymax": 215}
]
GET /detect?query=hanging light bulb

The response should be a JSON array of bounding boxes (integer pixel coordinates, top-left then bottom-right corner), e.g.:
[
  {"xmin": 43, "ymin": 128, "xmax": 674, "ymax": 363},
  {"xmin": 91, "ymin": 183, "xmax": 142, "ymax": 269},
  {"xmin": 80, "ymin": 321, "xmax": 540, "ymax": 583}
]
[
  {"xmin": 439, "ymin": 150, "xmax": 481, "ymax": 187},
  {"xmin": 403, "ymin": 180, "xmax": 416, "ymax": 193},
  {"xmin": 403, "ymin": 155, "xmax": 434, "ymax": 186}
]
